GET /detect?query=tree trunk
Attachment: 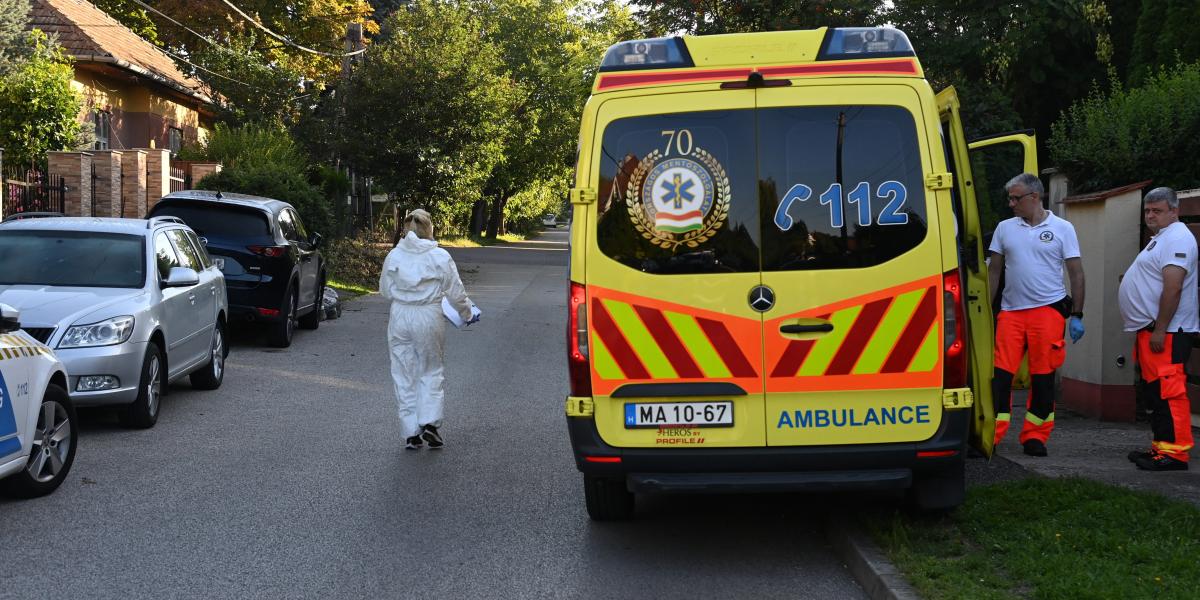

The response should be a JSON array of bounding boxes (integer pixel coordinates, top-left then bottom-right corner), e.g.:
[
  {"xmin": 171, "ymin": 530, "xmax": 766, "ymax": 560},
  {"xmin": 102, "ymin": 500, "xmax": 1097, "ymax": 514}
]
[{"xmin": 485, "ymin": 194, "xmax": 508, "ymax": 239}]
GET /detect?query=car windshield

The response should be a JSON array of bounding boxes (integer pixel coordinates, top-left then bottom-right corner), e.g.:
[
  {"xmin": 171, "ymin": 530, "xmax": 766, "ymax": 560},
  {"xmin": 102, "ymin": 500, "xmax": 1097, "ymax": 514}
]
[
  {"xmin": 0, "ymin": 230, "xmax": 145, "ymax": 288},
  {"xmin": 153, "ymin": 202, "xmax": 271, "ymax": 238}
]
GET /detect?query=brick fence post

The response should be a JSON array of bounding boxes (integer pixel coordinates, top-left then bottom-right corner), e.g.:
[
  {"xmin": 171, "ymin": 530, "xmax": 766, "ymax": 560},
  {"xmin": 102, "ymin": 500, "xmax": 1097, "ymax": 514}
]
[
  {"xmin": 121, "ymin": 149, "xmax": 147, "ymax": 218},
  {"xmin": 140, "ymin": 148, "xmax": 170, "ymax": 211},
  {"xmin": 190, "ymin": 162, "xmax": 222, "ymax": 185},
  {"xmin": 47, "ymin": 151, "xmax": 93, "ymax": 217},
  {"xmin": 91, "ymin": 150, "xmax": 123, "ymax": 217}
]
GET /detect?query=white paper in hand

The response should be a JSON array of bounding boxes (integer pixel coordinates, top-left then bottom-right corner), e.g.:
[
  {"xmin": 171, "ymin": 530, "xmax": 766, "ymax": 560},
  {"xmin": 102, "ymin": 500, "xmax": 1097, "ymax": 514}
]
[{"xmin": 442, "ymin": 298, "xmax": 481, "ymax": 329}]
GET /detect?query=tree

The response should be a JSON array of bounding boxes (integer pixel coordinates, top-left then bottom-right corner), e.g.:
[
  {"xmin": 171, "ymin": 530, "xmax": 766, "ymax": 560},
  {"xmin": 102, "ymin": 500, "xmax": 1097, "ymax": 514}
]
[
  {"xmin": 0, "ymin": 0, "xmax": 31, "ymax": 74},
  {"xmin": 1127, "ymin": 0, "xmax": 1200, "ymax": 86},
  {"xmin": 337, "ymin": 0, "xmax": 514, "ymax": 228},
  {"xmin": 628, "ymin": 0, "xmax": 879, "ymax": 36},
  {"xmin": 0, "ymin": 30, "xmax": 87, "ymax": 166},
  {"xmin": 92, "ymin": 0, "xmax": 160, "ymax": 46}
]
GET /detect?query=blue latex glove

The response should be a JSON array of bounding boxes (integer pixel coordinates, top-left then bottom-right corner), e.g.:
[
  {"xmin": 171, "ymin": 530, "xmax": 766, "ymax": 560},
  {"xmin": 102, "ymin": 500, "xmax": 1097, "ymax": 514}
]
[
  {"xmin": 465, "ymin": 304, "xmax": 481, "ymax": 325},
  {"xmin": 1068, "ymin": 316, "xmax": 1085, "ymax": 343}
]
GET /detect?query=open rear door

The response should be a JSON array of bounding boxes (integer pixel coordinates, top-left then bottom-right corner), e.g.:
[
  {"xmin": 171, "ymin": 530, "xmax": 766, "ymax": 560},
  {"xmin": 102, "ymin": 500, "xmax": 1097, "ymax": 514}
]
[{"xmin": 935, "ymin": 86, "xmax": 995, "ymax": 458}]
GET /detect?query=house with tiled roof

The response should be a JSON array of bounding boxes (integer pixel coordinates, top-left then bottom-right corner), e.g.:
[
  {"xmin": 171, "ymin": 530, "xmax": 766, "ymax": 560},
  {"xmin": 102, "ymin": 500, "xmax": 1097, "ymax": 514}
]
[{"xmin": 27, "ymin": 0, "xmax": 216, "ymax": 155}]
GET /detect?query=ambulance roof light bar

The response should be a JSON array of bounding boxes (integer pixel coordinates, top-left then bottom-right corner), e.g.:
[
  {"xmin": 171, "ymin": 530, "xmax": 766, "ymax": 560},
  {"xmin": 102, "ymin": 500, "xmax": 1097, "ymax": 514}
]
[
  {"xmin": 599, "ymin": 37, "xmax": 694, "ymax": 72},
  {"xmin": 818, "ymin": 27, "xmax": 915, "ymax": 60}
]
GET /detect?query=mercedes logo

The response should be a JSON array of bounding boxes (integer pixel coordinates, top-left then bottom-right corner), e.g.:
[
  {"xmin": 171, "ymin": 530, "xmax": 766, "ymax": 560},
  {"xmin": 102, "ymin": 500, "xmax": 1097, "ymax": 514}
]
[{"xmin": 748, "ymin": 285, "xmax": 775, "ymax": 312}]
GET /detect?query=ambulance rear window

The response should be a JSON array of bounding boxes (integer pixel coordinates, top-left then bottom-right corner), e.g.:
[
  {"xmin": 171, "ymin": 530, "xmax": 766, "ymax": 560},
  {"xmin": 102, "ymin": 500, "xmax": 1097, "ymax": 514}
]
[
  {"xmin": 760, "ymin": 106, "xmax": 927, "ymax": 271},
  {"xmin": 595, "ymin": 110, "xmax": 761, "ymax": 274}
]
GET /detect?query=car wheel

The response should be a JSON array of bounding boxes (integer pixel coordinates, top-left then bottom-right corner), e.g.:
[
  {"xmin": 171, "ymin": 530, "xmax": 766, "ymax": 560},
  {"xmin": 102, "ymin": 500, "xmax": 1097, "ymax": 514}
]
[
  {"xmin": 298, "ymin": 278, "xmax": 323, "ymax": 330},
  {"xmin": 268, "ymin": 286, "xmax": 297, "ymax": 348},
  {"xmin": 583, "ymin": 475, "xmax": 634, "ymax": 521},
  {"xmin": 1, "ymin": 384, "xmax": 77, "ymax": 498},
  {"xmin": 119, "ymin": 343, "xmax": 164, "ymax": 429},
  {"xmin": 189, "ymin": 322, "xmax": 225, "ymax": 390}
]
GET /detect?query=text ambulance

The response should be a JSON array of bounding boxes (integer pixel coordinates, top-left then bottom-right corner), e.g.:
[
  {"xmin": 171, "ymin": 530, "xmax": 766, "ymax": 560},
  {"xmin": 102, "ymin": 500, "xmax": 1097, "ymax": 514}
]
[{"xmin": 565, "ymin": 27, "xmax": 1038, "ymax": 520}]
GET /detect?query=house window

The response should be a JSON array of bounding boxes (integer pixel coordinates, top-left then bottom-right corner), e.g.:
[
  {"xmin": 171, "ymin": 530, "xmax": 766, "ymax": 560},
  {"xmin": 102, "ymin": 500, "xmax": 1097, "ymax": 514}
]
[
  {"xmin": 168, "ymin": 127, "xmax": 183, "ymax": 155},
  {"xmin": 93, "ymin": 110, "xmax": 111, "ymax": 150}
]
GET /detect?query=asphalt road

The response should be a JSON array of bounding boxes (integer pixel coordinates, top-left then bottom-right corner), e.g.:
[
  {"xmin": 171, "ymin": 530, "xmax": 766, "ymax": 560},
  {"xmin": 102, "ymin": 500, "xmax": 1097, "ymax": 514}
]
[{"xmin": 0, "ymin": 228, "xmax": 863, "ymax": 599}]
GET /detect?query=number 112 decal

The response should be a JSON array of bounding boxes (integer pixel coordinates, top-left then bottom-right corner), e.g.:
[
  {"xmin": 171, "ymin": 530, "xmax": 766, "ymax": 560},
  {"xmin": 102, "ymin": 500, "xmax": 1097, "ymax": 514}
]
[{"xmin": 774, "ymin": 181, "xmax": 909, "ymax": 231}]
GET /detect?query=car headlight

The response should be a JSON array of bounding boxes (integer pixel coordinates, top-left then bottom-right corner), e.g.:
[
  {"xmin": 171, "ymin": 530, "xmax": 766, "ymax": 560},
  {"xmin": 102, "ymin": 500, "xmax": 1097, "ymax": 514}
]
[{"xmin": 58, "ymin": 316, "xmax": 136, "ymax": 349}]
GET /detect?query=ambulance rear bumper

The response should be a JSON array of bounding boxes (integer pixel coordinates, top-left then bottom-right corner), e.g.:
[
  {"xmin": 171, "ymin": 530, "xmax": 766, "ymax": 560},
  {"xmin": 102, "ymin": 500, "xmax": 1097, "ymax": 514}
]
[{"xmin": 567, "ymin": 409, "xmax": 969, "ymax": 493}]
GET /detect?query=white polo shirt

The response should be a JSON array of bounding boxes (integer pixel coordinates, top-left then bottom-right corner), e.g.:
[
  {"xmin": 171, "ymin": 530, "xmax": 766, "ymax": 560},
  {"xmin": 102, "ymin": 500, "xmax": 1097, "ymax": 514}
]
[
  {"xmin": 989, "ymin": 211, "xmax": 1081, "ymax": 311},
  {"xmin": 1118, "ymin": 221, "xmax": 1199, "ymax": 332}
]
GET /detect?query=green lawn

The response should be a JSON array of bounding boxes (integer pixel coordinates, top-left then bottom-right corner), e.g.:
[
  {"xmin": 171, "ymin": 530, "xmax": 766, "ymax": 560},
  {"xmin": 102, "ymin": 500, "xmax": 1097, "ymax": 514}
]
[
  {"xmin": 866, "ymin": 477, "xmax": 1200, "ymax": 599},
  {"xmin": 328, "ymin": 280, "xmax": 373, "ymax": 298},
  {"xmin": 438, "ymin": 233, "xmax": 527, "ymax": 247}
]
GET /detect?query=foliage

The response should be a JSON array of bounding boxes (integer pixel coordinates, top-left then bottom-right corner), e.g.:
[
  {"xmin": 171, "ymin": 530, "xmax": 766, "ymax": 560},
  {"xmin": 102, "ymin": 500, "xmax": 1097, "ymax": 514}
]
[
  {"xmin": 337, "ymin": 0, "xmax": 514, "ymax": 221},
  {"xmin": 92, "ymin": 0, "xmax": 160, "ymax": 46},
  {"xmin": 1127, "ymin": 0, "xmax": 1200, "ymax": 86},
  {"xmin": 502, "ymin": 171, "xmax": 570, "ymax": 235},
  {"xmin": 323, "ymin": 225, "xmax": 391, "ymax": 292},
  {"xmin": 868, "ymin": 477, "xmax": 1200, "ymax": 599},
  {"xmin": 0, "ymin": 0, "xmax": 30, "ymax": 74},
  {"xmin": 628, "ymin": 0, "xmax": 878, "ymax": 36},
  {"xmin": 187, "ymin": 122, "xmax": 335, "ymax": 235},
  {"xmin": 1048, "ymin": 61, "xmax": 1200, "ymax": 193},
  {"xmin": 0, "ymin": 31, "xmax": 87, "ymax": 166}
]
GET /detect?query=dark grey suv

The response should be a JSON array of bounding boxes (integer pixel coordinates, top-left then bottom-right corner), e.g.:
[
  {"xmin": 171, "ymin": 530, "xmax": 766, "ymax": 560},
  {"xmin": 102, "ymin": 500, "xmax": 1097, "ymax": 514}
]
[{"xmin": 148, "ymin": 191, "xmax": 325, "ymax": 347}]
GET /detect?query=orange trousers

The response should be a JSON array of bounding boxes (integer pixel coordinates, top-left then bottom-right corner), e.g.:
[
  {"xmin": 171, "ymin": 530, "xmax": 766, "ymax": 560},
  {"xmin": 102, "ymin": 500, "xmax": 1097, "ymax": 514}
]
[
  {"xmin": 1134, "ymin": 330, "xmax": 1194, "ymax": 462},
  {"xmin": 993, "ymin": 306, "xmax": 1066, "ymax": 446}
]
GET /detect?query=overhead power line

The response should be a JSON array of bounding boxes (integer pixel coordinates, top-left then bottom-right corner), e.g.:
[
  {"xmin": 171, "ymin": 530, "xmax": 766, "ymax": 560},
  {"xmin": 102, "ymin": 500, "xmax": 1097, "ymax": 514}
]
[{"xmin": 219, "ymin": 0, "xmax": 368, "ymax": 58}]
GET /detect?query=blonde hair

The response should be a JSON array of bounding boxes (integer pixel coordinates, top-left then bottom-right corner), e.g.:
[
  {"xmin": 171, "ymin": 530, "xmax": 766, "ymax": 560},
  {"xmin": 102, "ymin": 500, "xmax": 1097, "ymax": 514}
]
[{"xmin": 402, "ymin": 209, "xmax": 434, "ymax": 240}]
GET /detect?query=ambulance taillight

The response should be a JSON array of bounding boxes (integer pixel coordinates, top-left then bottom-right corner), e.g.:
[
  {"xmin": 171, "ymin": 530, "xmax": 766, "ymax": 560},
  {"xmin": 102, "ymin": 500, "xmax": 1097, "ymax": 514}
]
[
  {"xmin": 942, "ymin": 269, "xmax": 967, "ymax": 389},
  {"xmin": 568, "ymin": 281, "xmax": 591, "ymax": 396}
]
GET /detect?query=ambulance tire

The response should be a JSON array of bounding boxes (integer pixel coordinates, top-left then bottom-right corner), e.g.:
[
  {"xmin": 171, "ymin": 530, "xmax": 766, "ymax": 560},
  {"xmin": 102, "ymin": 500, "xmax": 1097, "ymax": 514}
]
[
  {"xmin": 2, "ymin": 384, "xmax": 77, "ymax": 499},
  {"xmin": 909, "ymin": 465, "xmax": 966, "ymax": 513},
  {"xmin": 584, "ymin": 475, "xmax": 634, "ymax": 521}
]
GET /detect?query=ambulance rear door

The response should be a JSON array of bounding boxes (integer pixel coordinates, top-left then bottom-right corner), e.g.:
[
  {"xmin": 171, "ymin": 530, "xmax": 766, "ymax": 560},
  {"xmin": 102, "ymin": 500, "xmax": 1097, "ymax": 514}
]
[
  {"xmin": 759, "ymin": 83, "xmax": 947, "ymax": 446},
  {"xmin": 584, "ymin": 89, "xmax": 768, "ymax": 448}
]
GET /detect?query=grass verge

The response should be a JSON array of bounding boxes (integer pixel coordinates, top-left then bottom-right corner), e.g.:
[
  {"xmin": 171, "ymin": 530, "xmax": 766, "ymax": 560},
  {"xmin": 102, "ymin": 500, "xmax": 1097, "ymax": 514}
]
[
  {"xmin": 438, "ymin": 232, "xmax": 527, "ymax": 247},
  {"xmin": 327, "ymin": 280, "xmax": 373, "ymax": 299},
  {"xmin": 866, "ymin": 477, "xmax": 1200, "ymax": 599}
]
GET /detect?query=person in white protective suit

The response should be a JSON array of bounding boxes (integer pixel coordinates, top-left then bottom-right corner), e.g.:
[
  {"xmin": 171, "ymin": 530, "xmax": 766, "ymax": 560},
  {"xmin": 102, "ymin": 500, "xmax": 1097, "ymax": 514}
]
[{"xmin": 379, "ymin": 209, "xmax": 476, "ymax": 450}]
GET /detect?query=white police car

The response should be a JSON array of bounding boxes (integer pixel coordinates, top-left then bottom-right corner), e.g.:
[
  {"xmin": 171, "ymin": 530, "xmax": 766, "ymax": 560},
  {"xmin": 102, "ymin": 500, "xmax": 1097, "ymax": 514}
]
[{"xmin": 0, "ymin": 303, "xmax": 76, "ymax": 498}]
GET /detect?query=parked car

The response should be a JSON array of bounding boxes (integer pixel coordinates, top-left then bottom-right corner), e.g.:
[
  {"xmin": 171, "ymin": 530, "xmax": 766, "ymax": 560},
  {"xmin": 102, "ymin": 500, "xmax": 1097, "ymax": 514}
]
[
  {"xmin": 0, "ymin": 303, "xmax": 76, "ymax": 498},
  {"xmin": 543, "ymin": 213, "xmax": 557, "ymax": 227},
  {"xmin": 0, "ymin": 217, "xmax": 229, "ymax": 428},
  {"xmin": 148, "ymin": 191, "xmax": 325, "ymax": 348}
]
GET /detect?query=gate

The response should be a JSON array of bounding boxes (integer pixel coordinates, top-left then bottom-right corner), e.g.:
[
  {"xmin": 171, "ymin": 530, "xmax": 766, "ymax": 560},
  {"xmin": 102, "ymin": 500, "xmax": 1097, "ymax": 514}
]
[{"xmin": 2, "ymin": 165, "xmax": 66, "ymax": 217}]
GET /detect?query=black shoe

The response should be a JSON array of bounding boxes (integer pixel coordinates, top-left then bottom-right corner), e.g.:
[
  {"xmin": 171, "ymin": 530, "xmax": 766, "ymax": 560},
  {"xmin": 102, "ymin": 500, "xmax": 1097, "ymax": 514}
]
[
  {"xmin": 421, "ymin": 424, "xmax": 444, "ymax": 449},
  {"xmin": 1022, "ymin": 439, "xmax": 1048, "ymax": 457},
  {"xmin": 405, "ymin": 436, "xmax": 423, "ymax": 450},
  {"xmin": 1127, "ymin": 449, "xmax": 1155, "ymax": 463},
  {"xmin": 1134, "ymin": 453, "xmax": 1188, "ymax": 471}
]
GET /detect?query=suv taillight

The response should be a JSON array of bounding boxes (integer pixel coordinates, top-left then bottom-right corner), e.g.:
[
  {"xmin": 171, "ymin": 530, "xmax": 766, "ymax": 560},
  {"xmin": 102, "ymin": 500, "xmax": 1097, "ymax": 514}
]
[
  {"xmin": 943, "ymin": 269, "xmax": 967, "ymax": 389},
  {"xmin": 247, "ymin": 245, "xmax": 288, "ymax": 258},
  {"xmin": 567, "ymin": 281, "xmax": 591, "ymax": 396}
]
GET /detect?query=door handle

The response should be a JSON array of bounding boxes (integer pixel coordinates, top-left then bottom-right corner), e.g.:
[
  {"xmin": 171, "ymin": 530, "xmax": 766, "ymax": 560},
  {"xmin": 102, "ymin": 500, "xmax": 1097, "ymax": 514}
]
[
  {"xmin": 187, "ymin": 293, "xmax": 196, "ymax": 305},
  {"xmin": 780, "ymin": 323, "xmax": 833, "ymax": 334}
]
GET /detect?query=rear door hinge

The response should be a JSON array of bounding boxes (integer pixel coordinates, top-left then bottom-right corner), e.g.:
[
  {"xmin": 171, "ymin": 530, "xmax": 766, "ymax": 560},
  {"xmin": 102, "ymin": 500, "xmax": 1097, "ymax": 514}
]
[
  {"xmin": 569, "ymin": 187, "xmax": 597, "ymax": 205},
  {"xmin": 925, "ymin": 172, "xmax": 953, "ymax": 190},
  {"xmin": 566, "ymin": 396, "xmax": 595, "ymax": 417},
  {"xmin": 942, "ymin": 388, "xmax": 974, "ymax": 409}
]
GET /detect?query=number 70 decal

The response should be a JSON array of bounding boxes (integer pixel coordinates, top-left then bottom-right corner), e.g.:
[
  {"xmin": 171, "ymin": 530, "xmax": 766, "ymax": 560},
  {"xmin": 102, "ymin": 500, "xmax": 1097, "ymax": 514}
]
[{"xmin": 774, "ymin": 181, "xmax": 909, "ymax": 231}]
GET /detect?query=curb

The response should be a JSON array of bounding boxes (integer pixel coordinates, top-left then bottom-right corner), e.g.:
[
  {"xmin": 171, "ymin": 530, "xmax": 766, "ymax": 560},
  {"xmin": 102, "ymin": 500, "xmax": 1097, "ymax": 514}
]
[{"xmin": 827, "ymin": 517, "xmax": 921, "ymax": 600}]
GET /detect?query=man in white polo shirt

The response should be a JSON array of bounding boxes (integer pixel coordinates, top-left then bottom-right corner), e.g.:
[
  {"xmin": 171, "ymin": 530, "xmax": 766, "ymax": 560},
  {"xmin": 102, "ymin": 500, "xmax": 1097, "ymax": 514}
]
[
  {"xmin": 1119, "ymin": 187, "xmax": 1197, "ymax": 471},
  {"xmin": 988, "ymin": 173, "xmax": 1086, "ymax": 457}
]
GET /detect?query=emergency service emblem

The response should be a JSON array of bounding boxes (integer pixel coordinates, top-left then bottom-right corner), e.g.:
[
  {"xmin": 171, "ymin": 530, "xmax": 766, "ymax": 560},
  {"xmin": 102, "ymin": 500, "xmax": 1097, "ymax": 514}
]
[
  {"xmin": 626, "ymin": 146, "xmax": 730, "ymax": 250},
  {"xmin": 1039, "ymin": 231, "xmax": 1054, "ymax": 242}
]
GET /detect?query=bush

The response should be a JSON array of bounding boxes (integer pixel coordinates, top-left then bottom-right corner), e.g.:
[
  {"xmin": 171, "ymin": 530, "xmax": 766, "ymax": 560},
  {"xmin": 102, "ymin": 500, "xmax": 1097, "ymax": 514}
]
[
  {"xmin": 0, "ymin": 30, "xmax": 86, "ymax": 165},
  {"xmin": 196, "ymin": 168, "xmax": 333, "ymax": 237},
  {"xmin": 323, "ymin": 226, "xmax": 391, "ymax": 291},
  {"xmin": 1048, "ymin": 61, "xmax": 1200, "ymax": 193},
  {"xmin": 502, "ymin": 173, "xmax": 569, "ymax": 235}
]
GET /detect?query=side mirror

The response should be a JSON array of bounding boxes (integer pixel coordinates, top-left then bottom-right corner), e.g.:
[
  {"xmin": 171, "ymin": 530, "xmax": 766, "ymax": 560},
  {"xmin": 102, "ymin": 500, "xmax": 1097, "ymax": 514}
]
[
  {"xmin": 163, "ymin": 267, "xmax": 200, "ymax": 288},
  {"xmin": 309, "ymin": 232, "xmax": 323, "ymax": 250},
  {"xmin": 0, "ymin": 303, "xmax": 20, "ymax": 334}
]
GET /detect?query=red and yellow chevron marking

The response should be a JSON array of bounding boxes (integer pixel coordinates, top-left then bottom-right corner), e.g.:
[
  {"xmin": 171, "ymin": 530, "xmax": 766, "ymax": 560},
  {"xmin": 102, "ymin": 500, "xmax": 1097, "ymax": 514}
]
[
  {"xmin": 587, "ymin": 286, "xmax": 761, "ymax": 396},
  {"xmin": 765, "ymin": 275, "xmax": 942, "ymax": 392}
]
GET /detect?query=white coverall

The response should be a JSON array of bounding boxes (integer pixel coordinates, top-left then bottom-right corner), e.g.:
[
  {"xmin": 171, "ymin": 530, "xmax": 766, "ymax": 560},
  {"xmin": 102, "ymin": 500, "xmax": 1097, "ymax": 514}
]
[{"xmin": 379, "ymin": 231, "xmax": 473, "ymax": 440}]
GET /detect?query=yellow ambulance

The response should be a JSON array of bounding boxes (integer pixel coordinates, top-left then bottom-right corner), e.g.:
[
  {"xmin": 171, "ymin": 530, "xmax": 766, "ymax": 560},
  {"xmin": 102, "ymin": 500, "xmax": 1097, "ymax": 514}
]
[{"xmin": 565, "ymin": 27, "xmax": 1037, "ymax": 520}]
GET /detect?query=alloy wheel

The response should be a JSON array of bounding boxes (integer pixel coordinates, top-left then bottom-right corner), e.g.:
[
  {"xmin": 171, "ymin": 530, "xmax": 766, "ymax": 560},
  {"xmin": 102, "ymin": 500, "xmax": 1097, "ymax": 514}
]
[
  {"xmin": 146, "ymin": 354, "xmax": 162, "ymax": 417},
  {"xmin": 212, "ymin": 327, "xmax": 225, "ymax": 380},
  {"xmin": 26, "ymin": 400, "xmax": 72, "ymax": 483}
]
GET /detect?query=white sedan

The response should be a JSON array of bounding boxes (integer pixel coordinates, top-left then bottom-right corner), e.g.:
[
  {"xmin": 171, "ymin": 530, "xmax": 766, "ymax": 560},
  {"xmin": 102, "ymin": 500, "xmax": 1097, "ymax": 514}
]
[{"xmin": 0, "ymin": 303, "xmax": 76, "ymax": 498}]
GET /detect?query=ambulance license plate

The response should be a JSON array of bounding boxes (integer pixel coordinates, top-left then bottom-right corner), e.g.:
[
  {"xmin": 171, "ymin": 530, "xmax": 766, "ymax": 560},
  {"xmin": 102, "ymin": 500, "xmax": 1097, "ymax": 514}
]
[{"xmin": 624, "ymin": 401, "xmax": 733, "ymax": 428}]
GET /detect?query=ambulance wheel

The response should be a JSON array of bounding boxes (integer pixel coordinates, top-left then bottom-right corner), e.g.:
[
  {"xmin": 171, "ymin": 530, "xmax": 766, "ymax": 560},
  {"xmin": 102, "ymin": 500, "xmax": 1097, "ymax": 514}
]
[
  {"xmin": 909, "ymin": 465, "xmax": 965, "ymax": 512},
  {"xmin": 584, "ymin": 475, "xmax": 634, "ymax": 521},
  {"xmin": 2, "ymin": 384, "xmax": 77, "ymax": 498}
]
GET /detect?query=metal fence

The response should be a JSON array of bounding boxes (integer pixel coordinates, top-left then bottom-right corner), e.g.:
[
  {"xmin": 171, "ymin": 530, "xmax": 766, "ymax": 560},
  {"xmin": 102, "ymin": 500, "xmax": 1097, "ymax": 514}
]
[
  {"xmin": 169, "ymin": 165, "xmax": 187, "ymax": 192},
  {"xmin": 2, "ymin": 165, "xmax": 66, "ymax": 217}
]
